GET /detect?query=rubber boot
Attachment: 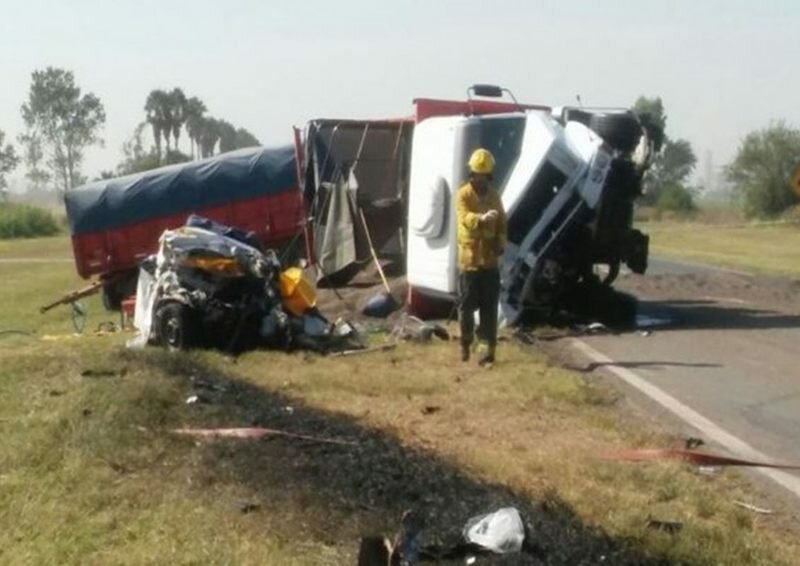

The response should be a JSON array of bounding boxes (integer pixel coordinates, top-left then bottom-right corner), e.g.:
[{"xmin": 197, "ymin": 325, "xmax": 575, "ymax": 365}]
[
  {"xmin": 479, "ymin": 342, "xmax": 496, "ymax": 367},
  {"xmin": 461, "ymin": 340, "xmax": 471, "ymax": 362}
]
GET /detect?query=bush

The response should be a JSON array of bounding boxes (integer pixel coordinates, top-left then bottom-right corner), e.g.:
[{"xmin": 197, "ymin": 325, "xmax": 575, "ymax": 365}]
[
  {"xmin": 0, "ymin": 202, "xmax": 61, "ymax": 238},
  {"xmin": 780, "ymin": 204, "xmax": 800, "ymax": 224},
  {"xmin": 727, "ymin": 122, "xmax": 800, "ymax": 218},
  {"xmin": 655, "ymin": 184, "xmax": 696, "ymax": 214}
]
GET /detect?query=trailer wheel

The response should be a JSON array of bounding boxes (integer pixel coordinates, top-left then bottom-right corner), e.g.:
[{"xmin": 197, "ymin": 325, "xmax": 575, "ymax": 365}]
[
  {"xmin": 155, "ymin": 302, "xmax": 199, "ymax": 351},
  {"xmin": 588, "ymin": 112, "xmax": 643, "ymax": 154},
  {"xmin": 101, "ymin": 284, "xmax": 123, "ymax": 311},
  {"xmin": 101, "ymin": 270, "xmax": 138, "ymax": 311}
]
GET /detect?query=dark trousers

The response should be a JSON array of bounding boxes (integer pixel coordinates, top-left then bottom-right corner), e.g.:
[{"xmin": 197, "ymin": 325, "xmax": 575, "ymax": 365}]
[{"xmin": 458, "ymin": 268, "xmax": 500, "ymax": 348}]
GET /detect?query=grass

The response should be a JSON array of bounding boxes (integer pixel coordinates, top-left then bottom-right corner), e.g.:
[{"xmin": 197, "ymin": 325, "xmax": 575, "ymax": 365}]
[
  {"xmin": 642, "ymin": 220, "xmax": 800, "ymax": 277},
  {"xmin": 0, "ymin": 202, "xmax": 61, "ymax": 239},
  {"xmin": 1, "ymin": 236, "xmax": 799, "ymax": 564}
]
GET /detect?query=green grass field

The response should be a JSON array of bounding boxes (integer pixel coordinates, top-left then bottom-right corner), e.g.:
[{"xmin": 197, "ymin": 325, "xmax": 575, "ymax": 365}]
[
  {"xmin": 644, "ymin": 221, "xmax": 800, "ymax": 277},
  {"xmin": 1, "ymin": 236, "xmax": 798, "ymax": 564}
]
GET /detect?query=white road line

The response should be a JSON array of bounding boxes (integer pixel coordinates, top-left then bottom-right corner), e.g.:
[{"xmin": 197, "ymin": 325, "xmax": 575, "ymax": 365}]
[{"xmin": 571, "ymin": 338, "xmax": 800, "ymax": 500}]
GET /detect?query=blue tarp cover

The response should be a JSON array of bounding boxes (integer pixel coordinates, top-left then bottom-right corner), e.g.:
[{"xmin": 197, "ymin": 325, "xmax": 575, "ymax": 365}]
[{"xmin": 65, "ymin": 145, "xmax": 297, "ymax": 235}]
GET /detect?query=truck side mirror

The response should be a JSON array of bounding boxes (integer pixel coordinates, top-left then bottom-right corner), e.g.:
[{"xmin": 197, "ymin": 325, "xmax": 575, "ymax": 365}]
[
  {"xmin": 470, "ymin": 84, "xmax": 503, "ymax": 98},
  {"xmin": 466, "ymin": 84, "xmax": 523, "ymax": 113}
]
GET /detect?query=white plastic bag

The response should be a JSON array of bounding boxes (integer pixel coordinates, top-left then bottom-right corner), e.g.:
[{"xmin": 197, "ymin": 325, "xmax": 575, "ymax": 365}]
[
  {"xmin": 463, "ymin": 507, "xmax": 525, "ymax": 554},
  {"xmin": 126, "ymin": 266, "xmax": 157, "ymax": 349}
]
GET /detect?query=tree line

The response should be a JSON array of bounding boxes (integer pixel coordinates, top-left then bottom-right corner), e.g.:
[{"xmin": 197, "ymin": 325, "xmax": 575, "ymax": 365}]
[
  {"xmin": 632, "ymin": 96, "xmax": 699, "ymax": 213},
  {"xmin": 631, "ymin": 96, "xmax": 800, "ymax": 218},
  {"xmin": 2, "ymin": 68, "xmax": 798, "ymax": 219},
  {"xmin": 114, "ymin": 87, "xmax": 260, "ymax": 177},
  {"xmin": 0, "ymin": 67, "xmax": 262, "ymax": 196}
]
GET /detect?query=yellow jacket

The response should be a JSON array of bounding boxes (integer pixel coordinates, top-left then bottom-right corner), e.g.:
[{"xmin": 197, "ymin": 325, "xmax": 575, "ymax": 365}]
[{"xmin": 456, "ymin": 181, "xmax": 507, "ymax": 272}]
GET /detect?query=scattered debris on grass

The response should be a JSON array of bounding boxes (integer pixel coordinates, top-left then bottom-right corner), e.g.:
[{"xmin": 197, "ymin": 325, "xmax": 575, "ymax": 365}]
[
  {"xmin": 80, "ymin": 367, "xmax": 128, "ymax": 378},
  {"xmin": 733, "ymin": 501, "xmax": 774, "ymax": 515},
  {"xmin": 684, "ymin": 437, "xmax": 705, "ymax": 449},
  {"xmin": 646, "ymin": 518, "xmax": 683, "ymax": 534},
  {"xmin": 237, "ymin": 501, "xmax": 261, "ymax": 514},
  {"xmin": 463, "ymin": 506, "xmax": 526, "ymax": 555},
  {"xmin": 329, "ymin": 343, "xmax": 397, "ymax": 357},
  {"xmin": 603, "ymin": 448, "xmax": 800, "ymax": 469},
  {"xmin": 358, "ymin": 506, "xmax": 530, "ymax": 564},
  {"xmin": 697, "ymin": 466, "xmax": 722, "ymax": 477},
  {"xmin": 389, "ymin": 314, "xmax": 450, "ymax": 343},
  {"xmin": 171, "ymin": 426, "xmax": 357, "ymax": 446}
]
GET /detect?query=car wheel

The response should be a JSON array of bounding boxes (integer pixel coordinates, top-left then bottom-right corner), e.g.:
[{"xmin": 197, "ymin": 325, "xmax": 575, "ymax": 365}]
[{"xmin": 155, "ymin": 302, "xmax": 198, "ymax": 351}]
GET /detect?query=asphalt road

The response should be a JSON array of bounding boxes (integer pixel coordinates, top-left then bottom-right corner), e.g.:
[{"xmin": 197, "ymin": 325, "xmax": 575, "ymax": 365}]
[{"xmin": 573, "ymin": 257, "xmax": 800, "ymax": 501}]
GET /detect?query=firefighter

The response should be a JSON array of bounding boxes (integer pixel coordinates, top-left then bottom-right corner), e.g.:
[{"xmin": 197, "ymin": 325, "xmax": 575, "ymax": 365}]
[{"xmin": 456, "ymin": 148, "xmax": 507, "ymax": 366}]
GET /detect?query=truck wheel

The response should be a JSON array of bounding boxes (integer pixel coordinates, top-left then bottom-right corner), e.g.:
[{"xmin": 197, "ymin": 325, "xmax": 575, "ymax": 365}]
[
  {"xmin": 407, "ymin": 286, "xmax": 455, "ymax": 320},
  {"xmin": 101, "ymin": 270, "xmax": 139, "ymax": 311},
  {"xmin": 588, "ymin": 112, "xmax": 642, "ymax": 154},
  {"xmin": 101, "ymin": 284, "xmax": 123, "ymax": 311},
  {"xmin": 155, "ymin": 302, "xmax": 198, "ymax": 351}
]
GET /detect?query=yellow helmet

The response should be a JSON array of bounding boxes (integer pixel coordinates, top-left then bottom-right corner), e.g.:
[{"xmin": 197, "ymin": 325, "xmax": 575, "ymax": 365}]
[{"xmin": 468, "ymin": 148, "xmax": 495, "ymax": 175}]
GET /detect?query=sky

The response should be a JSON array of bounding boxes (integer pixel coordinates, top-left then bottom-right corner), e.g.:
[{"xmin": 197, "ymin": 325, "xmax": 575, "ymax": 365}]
[{"xmin": 1, "ymin": 0, "xmax": 799, "ymax": 188}]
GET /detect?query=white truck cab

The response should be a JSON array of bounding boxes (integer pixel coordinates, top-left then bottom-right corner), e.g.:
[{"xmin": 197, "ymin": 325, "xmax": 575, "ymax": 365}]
[{"xmin": 406, "ymin": 105, "xmax": 651, "ymax": 323}]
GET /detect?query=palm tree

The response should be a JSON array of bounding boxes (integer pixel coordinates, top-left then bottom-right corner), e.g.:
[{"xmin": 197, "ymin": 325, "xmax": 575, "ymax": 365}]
[
  {"xmin": 234, "ymin": 128, "xmax": 260, "ymax": 149},
  {"xmin": 144, "ymin": 90, "xmax": 163, "ymax": 161},
  {"xmin": 217, "ymin": 119, "xmax": 238, "ymax": 154},
  {"xmin": 169, "ymin": 88, "xmax": 187, "ymax": 153},
  {"xmin": 144, "ymin": 89, "xmax": 171, "ymax": 162},
  {"xmin": 184, "ymin": 96, "xmax": 206, "ymax": 159},
  {"xmin": 198, "ymin": 117, "xmax": 221, "ymax": 158}
]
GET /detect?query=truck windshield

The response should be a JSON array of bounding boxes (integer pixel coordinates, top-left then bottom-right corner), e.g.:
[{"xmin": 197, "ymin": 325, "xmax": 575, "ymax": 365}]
[{"xmin": 461, "ymin": 115, "xmax": 525, "ymax": 194}]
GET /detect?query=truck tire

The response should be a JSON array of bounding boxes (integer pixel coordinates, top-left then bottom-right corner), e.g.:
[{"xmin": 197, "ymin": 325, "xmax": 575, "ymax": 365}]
[
  {"xmin": 155, "ymin": 302, "xmax": 199, "ymax": 351},
  {"xmin": 588, "ymin": 112, "xmax": 643, "ymax": 154},
  {"xmin": 101, "ymin": 270, "xmax": 138, "ymax": 311},
  {"xmin": 101, "ymin": 284, "xmax": 123, "ymax": 311}
]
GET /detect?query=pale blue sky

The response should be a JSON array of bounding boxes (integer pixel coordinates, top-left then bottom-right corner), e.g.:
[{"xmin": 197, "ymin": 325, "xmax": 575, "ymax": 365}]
[{"xmin": 1, "ymin": 0, "xmax": 799, "ymax": 184}]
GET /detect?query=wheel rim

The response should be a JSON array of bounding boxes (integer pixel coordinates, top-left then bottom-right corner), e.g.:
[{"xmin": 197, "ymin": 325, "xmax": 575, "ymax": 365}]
[{"xmin": 164, "ymin": 316, "xmax": 181, "ymax": 347}]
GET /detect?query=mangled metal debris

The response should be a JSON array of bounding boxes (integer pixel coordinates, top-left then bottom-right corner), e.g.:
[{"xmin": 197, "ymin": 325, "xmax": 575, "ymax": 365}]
[{"xmin": 128, "ymin": 217, "xmax": 362, "ymax": 354}]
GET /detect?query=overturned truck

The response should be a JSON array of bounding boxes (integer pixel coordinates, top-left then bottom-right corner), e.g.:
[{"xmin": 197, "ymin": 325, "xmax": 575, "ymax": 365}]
[{"xmin": 301, "ymin": 86, "xmax": 653, "ymax": 324}]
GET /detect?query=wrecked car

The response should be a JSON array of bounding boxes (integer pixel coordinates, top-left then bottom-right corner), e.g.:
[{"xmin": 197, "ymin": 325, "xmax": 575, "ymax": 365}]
[{"xmin": 131, "ymin": 217, "xmax": 359, "ymax": 353}]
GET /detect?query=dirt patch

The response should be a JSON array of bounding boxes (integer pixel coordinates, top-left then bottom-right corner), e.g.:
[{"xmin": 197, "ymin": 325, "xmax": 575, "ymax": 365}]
[
  {"xmin": 619, "ymin": 270, "xmax": 800, "ymax": 316},
  {"xmin": 315, "ymin": 263, "xmax": 411, "ymax": 327}
]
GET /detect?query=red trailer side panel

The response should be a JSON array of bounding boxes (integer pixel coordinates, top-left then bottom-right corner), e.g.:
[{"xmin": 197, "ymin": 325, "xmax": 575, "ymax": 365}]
[{"xmin": 71, "ymin": 189, "xmax": 304, "ymax": 278}]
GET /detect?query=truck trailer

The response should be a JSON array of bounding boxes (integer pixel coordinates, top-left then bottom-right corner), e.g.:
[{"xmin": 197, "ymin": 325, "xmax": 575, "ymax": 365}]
[{"xmin": 64, "ymin": 146, "xmax": 305, "ymax": 308}]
